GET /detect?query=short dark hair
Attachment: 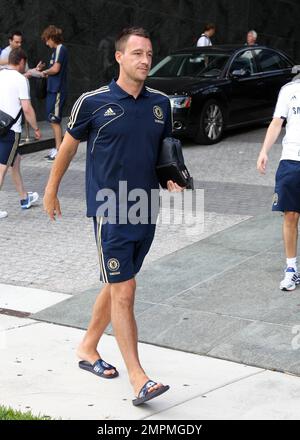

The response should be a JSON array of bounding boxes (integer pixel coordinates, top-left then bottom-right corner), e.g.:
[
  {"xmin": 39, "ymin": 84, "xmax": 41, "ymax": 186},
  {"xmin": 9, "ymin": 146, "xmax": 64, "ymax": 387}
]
[
  {"xmin": 41, "ymin": 25, "xmax": 63, "ymax": 44},
  {"xmin": 9, "ymin": 30, "xmax": 23, "ymax": 41},
  {"xmin": 204, "ymin": 23, "xmax": 216, "ymax": 31},
  {"xmin": 115, "ymin": 27, "xmax": 150, "ymax": 52},
  {"xmin": 8, "ymin": 48, "xmax": 27, "ymax": 65}
]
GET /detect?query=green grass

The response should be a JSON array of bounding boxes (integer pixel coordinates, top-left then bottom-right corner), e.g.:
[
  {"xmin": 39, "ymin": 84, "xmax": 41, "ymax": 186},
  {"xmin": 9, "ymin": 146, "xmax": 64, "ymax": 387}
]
[{"xmin": 0, "ymin": 405, "xmax": 52, "ymax": 420}]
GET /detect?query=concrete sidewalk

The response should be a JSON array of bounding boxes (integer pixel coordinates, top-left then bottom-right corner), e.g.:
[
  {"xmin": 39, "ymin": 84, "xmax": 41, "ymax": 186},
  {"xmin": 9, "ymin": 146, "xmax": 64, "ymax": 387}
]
[
  {"xmin": 1, "ymin": 283, "xmax": 300, "ymax": 420},
  {"xmin": 32, "ymin": 213, "xmax": 300, "ymax": 377}
]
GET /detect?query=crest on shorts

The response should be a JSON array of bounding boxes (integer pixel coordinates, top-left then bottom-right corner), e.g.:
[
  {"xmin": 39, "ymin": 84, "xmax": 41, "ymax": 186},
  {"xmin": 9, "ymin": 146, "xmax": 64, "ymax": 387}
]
[
  {"xmin": 107, "ymin": 258, "xmax": 120, "ymax": 272},
  {"xmin": 153, "ymin": 106, "xmax": 164, "ymax": 120},
  {"xmin": 272, "ymin": 193, "xmax": 279, "ymax": 206}
]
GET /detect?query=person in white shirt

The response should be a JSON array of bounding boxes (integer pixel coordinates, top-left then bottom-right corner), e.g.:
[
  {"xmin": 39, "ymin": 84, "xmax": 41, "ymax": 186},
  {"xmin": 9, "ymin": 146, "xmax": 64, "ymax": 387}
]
[
  {"xmin": 0, "ymin": 30, "xmax": 44, "ymax": 76},
  {"xmin": 0, "ymin": 48, "xmax": 41, "ymax": 219},
  {"xmin": 0, "ymin": 31, "xmax": 23, "ymax": 66},
  {"xmin": 196, "ymin": 23, "xmax": 216, "ymax": 47},
  {"xmin": 257, "ymin": 79, "xmax": 300, "ymax": 291}
]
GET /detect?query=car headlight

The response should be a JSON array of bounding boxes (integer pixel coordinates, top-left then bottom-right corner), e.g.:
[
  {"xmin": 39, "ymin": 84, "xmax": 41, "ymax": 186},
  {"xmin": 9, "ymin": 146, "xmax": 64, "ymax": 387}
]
[{"xmin": 170, "ymin": 96, "xmax": 192, "ymax": 109}]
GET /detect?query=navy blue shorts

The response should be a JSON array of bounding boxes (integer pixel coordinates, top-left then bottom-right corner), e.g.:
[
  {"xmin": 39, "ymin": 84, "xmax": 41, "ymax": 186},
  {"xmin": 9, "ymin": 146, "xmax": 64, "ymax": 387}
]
[
  {"xmin": 272, "ymin": 160, "xmax": 300, "ymax": 212},
  {"xmin": 0, "ymin": 130, "xmax": 21, "ymax": 166},
  {"xmin": 93, "ymin": 217, "xmax": 156, "ymax": 283},
  {"xmin": 46, "ymin": 91, "xmax": 66, "ymax": 123}
]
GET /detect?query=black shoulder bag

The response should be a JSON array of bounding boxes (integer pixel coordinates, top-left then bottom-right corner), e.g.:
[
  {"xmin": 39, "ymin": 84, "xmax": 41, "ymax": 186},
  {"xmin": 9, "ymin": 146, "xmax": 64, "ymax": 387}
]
[{"xmin": 0, "ymin": 108, "xmax": 22, "ymax": 137}]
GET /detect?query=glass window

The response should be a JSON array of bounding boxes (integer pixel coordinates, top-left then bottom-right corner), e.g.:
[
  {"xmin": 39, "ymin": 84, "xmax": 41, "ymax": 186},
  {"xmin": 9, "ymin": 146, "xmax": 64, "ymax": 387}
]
[
  {"xmin": 230, "ymin": 50, "xmax": 257, "ymax": 75},
  {"xmin": 255, "ymin": 49, "xmax": 292, "ymax": 72},
  {"xmin": 149, "ymin": 55, "xmax": 186, "ymax": 77},
  {"xmin": 149, "ymin": 53, "xmax": 230, "ymax": 78}
]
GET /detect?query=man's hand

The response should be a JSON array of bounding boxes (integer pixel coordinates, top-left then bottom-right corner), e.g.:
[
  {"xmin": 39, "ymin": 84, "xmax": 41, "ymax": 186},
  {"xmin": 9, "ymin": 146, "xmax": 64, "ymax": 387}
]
[
  {"xmin": 36, "ymin": 61, "xmax": 45, "ymax": 71},
  {"xmin": 43, "ymin": 190, "xmax": 62, "ymax": 221},
  {"xmin": 34, "ymin": 128, "xmax": 41, "ymax": 140},
  {"xmin": 257, "ymin": 151, "xmax": 268, "ymax": 174},
  {"xmin": 167, "ymin": 180, "xmax": 185, "ymax": 192},
  {"xmin": 43, "ymin": 133, "xmax": 80, "ymax": 222}
]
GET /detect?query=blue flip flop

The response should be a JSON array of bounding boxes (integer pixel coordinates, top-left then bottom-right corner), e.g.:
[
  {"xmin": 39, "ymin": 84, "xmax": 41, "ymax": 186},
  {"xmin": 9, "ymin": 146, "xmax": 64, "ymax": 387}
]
[
  {"xmin": 78, "ymin": 359, "xmax": 119, "ymax": 379},
  {"xmin": 132, "ymin": 380, "xmax": 170, "ymax": 406}
]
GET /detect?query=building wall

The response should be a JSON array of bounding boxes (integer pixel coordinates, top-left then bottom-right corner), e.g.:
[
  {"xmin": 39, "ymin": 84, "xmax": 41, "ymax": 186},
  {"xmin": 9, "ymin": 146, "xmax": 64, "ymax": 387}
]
[{"xmin": 1, "ymin": 0, "xmax": 299, "ymax": 119}]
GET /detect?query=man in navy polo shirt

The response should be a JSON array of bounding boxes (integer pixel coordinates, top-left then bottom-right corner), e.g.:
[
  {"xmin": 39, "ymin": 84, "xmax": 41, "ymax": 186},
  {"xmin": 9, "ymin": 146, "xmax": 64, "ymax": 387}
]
[{"xmin": 44, "ymin": 27, "xmax": 183, "ymax": 406}]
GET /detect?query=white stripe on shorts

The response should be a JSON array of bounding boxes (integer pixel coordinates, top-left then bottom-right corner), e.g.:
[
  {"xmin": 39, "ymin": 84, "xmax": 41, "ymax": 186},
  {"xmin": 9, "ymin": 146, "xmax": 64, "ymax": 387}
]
[{"xmin": 97, "ymin": 216, "xmax": 108, "ymax": 283}]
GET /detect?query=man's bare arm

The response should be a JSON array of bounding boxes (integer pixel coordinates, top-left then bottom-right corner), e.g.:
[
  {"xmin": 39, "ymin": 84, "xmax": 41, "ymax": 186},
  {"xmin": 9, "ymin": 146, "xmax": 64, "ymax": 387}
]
[
  {"xmin": 44, "ymin": 132, "xmax": 80, "ymax": 220},
  {"xmin": 261, "ymin": 117, "xmax": 283, "ymax": 154},
  {"xmin": 42, "ymin": 62, "xmax": 61, "ymax": 77},
  {"xmin": 0, "ymin": 57, "xmax": 8, "ymax": 66},
  {"xmin": 257, "ymin": 117, "xmax": 284, "ymax": 174},
  {"xmin": 21, "ymin": 99, "xmax": 40, "ymax": 131}
]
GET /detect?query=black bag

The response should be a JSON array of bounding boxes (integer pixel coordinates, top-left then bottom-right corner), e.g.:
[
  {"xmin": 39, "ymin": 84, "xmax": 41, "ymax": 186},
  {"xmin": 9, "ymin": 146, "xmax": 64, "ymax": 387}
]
[
  {"xmin": 35, "ymin": 77, "xmax": 47, "ymax": 100},
  {"xmin": 156, "ymin": 137, "xmax": 194, "ymax": 189},
  {"xmin": 0, "ymin": 108, "xmax": 22, "ymax": 137}
]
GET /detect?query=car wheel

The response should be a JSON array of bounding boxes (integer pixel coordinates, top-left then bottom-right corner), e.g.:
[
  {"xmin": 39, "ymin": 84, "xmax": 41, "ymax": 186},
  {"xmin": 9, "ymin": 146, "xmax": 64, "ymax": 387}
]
[{"xmin": 195, "ymin": 99, "xmax": 224, "ymax": 144}]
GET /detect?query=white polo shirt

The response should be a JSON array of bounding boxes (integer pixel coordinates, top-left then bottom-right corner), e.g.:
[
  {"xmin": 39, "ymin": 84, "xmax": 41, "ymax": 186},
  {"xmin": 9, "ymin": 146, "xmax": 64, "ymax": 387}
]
[
  {"xmin": 196, "ymin": 34, "xmax": 212, "ymax": 47},
  {"xmin": 273, "ymin": 79, "xmax": 300, "ymax": 161},
  {"xmin": 0, "ymin": 45, "xmax": 11, "ymax": 66},
  {"xmin": 0, "ymin": 46, "xmax": 29, "ymax": 70},
  {"xmin": 0, "ymin": 68, "xmax": 30, "ymax": 133}
]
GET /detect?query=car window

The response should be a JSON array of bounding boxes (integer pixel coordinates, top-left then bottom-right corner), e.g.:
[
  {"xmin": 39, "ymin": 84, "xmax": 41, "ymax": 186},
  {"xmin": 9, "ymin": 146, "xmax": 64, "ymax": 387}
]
[
  {"xmin": 149, "ymin": 55, "xmax": 188, "ymax": 77},
  {"xmin": 149, "ymin": 53, "xmax": 230, "ymax": 78},
  {"xmin": 255, "ymin": 49, "xmax": 292, "ymax": 72},
  {"xmin": 230, "ymin": 50, "xmax": 257, "ymax": 75}
]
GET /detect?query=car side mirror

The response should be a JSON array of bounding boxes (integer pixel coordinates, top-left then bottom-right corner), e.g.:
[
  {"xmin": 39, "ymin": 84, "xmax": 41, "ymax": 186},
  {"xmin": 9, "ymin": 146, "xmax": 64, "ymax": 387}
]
[
  {"xmin": 230, "ymin": 68, "xmax": 250, "ymax": 78},
  {"xmin": 292, "ymin": 65, "xmax": 300, "ymax": 74}
]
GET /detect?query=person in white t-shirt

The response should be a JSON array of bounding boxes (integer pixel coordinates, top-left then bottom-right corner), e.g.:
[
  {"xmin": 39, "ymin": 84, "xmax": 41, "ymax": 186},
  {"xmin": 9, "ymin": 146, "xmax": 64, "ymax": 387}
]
[
  {"xmin": 0, "ymin": 48, "xmax": 41, "ymax": 219},
  {"xmin": 257, "ymin": 79, "xmax": 300, "ymax": 291},
  {"xmin": 0, "ymin": 31, "xmax": 23, "ymax": 66},
  {"xmin": 196, "ymin": 23, "xmax": 216, "ymax": 47},
  {"xmin": 0, "ymin": 30, "xmax": 44, "ymax": 76}
]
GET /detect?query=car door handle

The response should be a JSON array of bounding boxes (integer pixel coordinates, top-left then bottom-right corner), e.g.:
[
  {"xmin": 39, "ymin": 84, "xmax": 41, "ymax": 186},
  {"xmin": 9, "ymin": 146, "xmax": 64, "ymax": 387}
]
[{"xmin": 257, "ymin": 81, "xmax": 264, "ymax": 86}]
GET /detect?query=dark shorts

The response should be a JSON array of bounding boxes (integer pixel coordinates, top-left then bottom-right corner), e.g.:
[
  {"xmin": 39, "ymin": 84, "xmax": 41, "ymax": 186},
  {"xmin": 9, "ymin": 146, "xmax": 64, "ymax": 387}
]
[
  {"xmin": 46, "ymin": 91, "xmax": 66, "ymax": 123},
  {"xmin": 0, "ymin": 130, "xmax": 21, "ymax": 166},
  {"xmin": 93, "ymin": 217, "xmax": 156, "ymax": 284},
  {"xmin": 272, "ymin": 160, "xmax": 300, "ymax": 212}
]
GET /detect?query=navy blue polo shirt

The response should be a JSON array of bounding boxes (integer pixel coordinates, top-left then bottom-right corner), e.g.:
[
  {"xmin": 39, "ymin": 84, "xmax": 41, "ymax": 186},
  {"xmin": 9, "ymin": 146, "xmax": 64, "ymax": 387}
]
[
  {"xmin": 67, "ymin": 79, "xmax": 172, "ymax": 218},
  {"xmin": 47, "ymin": 44, "xmax": 68, "ymax": 94}
]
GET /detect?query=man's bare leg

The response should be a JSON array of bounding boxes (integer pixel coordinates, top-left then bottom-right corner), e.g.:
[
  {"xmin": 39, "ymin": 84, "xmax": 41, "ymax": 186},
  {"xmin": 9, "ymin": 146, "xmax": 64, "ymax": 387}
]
[
  {"xmin": 51, "ymin": 122, "xmax": 62, "ymax": 150},
  {"xmin": 0, "ymin": 163, "xmax": 8, "ymax": 190},
  {"xmin": 283, "ymin": 211, "xmax": 300, "ymax": 258},
  {"xmin": 10, "ymin": 154, "xmax": 27, "ymax": 199},
  {"xmin": 76, "ymin": 283, "xmax": 116, "ymax": 376},
  {"xmin": 110, "ymin": 278, "xmax": 164, "ymax": 396}
]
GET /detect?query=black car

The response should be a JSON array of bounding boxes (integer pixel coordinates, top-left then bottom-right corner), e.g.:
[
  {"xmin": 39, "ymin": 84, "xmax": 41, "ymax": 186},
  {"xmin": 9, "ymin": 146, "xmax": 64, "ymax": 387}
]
[{"xmin": 146, "ymin": 45, "xmax": 297, "ymax": 144}]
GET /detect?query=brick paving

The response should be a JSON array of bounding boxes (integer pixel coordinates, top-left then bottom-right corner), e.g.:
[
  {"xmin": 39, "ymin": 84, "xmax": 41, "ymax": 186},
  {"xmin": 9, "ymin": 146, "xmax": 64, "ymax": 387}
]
[{"xmin": 0, "ymin": 125, "xmax": 282, "ymax": 294}]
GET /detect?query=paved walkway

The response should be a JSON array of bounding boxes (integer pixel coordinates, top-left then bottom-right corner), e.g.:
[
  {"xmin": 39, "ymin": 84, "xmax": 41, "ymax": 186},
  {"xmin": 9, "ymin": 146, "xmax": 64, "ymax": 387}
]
[{"xmin": 1, "ymin": 284, "xmax": 300, "ymax": 420}]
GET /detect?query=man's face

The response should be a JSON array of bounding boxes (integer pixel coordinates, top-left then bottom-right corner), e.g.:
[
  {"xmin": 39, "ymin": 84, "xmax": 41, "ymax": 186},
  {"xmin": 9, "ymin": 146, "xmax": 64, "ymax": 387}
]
[
  {"xmin": 10, "ymin": 35, "xmax": 22, "ymax": 49},
  {"xmin": 247, "ymin": 32, "xmax": 256, "ymax": 45},
  {"xmin": 45, "ymin": 38, "xmax": 56, "ymax": 48},
  {"xmin": 207, "ymin": 28, "xmax": 215, "ymax": 38},
  {"xmin": 116, "ymin": 35, "xmax": 153, "ymax": 83}
]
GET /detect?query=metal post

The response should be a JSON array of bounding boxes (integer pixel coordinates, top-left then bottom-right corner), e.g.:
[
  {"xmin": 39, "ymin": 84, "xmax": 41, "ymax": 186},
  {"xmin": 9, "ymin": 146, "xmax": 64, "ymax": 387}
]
[
  {"xmin": 25, "ymin": 121, "xmax": 30, "ymax": 142},
  {"xmin": 20, "ymin": 121, "xmax": 34, "ymax": 145}
]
